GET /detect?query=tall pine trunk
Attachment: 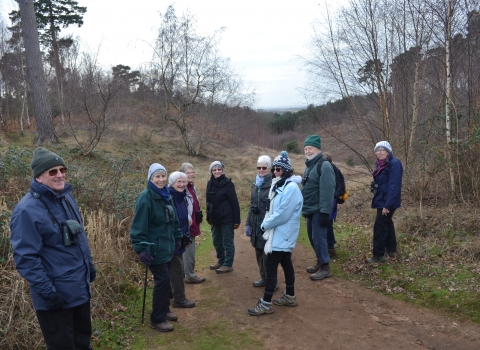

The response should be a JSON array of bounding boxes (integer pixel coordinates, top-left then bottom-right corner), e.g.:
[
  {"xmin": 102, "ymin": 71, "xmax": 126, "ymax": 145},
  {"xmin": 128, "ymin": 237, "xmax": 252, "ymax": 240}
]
[{"xmin": 18, "ymin": 0, "xmax": 59, "ymax": 144}]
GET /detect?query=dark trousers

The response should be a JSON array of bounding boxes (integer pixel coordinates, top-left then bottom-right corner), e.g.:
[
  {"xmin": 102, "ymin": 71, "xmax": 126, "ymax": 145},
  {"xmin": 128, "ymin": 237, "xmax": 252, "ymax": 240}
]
[
  {"xmin": 149, "ymin": 262, "xmax": 171, "ymax": 324},
  {"xmin": 255, "ymin": 247, "xmax": 267, "ymax": 281},
  {"xmin": 373, "ymin": 208, "xmax": 397, "ymax": 256},
  {"xmin": 211, "ymin": 223, "xmax": 235, "ymax": 267},
  {"xmin": 263, "ymin": 251, "xmax": 295, "ymax": 303},
  {"xmin": 36, "ymin": 300, "xmax": 92, "ymax": 350},
  {"xmin": 327, "ymin": 220, "xmax": 336, "ymax": 249},
  {"xmin": 170, "ymin": 254, "xmax": 186, "ymax": 304}
]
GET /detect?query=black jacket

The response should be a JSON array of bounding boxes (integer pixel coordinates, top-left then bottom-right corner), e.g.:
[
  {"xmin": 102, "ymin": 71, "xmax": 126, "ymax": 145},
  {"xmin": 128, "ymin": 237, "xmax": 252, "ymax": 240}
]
[
  {"xmin": 206, "ymin": 174, "xmax": 240, "ymax": 226},
  {"xmin": 246, "ymin": 173, "xmax": 272, "ymax": 249}
]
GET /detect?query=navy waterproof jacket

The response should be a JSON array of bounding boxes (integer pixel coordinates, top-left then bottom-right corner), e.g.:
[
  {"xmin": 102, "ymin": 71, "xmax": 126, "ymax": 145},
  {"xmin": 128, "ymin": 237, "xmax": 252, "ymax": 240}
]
[
  {"xmin": 371, "ymin": 153, "xmax": 403, "ymax": 210},
  {"xmin": 10, "ymin": 179, "xmax": 93, "ymax": 310}
]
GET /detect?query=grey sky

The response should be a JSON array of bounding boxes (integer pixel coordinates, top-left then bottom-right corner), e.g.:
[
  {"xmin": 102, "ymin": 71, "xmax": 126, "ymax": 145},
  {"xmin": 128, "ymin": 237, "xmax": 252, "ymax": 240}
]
[{"xmin": 1, "ymin": 0, "xmax": 343, "ymax": 109}]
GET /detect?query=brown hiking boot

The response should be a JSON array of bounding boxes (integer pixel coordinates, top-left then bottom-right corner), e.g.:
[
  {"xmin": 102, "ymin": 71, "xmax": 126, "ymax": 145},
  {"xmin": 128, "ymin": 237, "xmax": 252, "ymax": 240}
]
[
  {"xmin": 216, "ymin": 265, "xmax": 233, "ymax": 274},
  {"xmin": 165, "ymin": 312, "xmax": 178, "ymax": 321},
  {"xmin": 209, "ymin": 262, "xmax": 222, "ymax": 270},
  {"xmin": 306, "ymin": 260, "xmax": 321, "ymax": 273},
  {"xmin": 366, "ymin": 255, "xmax": 386, "ymax": 263},
  {"xmin": 185, "ymin": 276, "xmax": 206, "ymax": 284},
  {"xmin": 273, "ymin": 292, "xmax": 298, "ymax": 307},
  {"xmin": 150, "ymin": 321, "xmax": 174, "ymax": 332},
  {"xmin": 310, "ymin": 264, "xmax": 332, "ymax": 280}
]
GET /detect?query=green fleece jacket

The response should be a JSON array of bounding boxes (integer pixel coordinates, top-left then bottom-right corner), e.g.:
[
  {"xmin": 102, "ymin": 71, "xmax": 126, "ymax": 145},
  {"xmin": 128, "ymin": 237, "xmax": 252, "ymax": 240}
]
[
  {"xmin": 130, "ymin": 186, "xmax": 183, "ymax": 265},
  {"xmin": 301, "ymin": 153, "xmax": 335, "ymax": 216}
]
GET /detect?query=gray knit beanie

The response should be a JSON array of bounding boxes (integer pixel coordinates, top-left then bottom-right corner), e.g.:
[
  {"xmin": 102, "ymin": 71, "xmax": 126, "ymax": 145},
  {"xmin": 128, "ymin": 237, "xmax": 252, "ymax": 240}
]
[
  {"xmin": 209, "ymin": 161, "xmax": 224, "ymax": 173},
  {"xmin": 374, "ymin": 141, "xmax": 392, "ymax": 153},
  {"xmin": 31, "ymin": 147, "xmax": 66, "ymax": 178},
  {"xmin": 148, "ymin": 163, "xmax": 167, "ymax": 181}
]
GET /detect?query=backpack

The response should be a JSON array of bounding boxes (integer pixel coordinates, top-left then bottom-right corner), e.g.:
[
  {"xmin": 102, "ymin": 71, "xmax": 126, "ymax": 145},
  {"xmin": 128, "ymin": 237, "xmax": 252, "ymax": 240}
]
[{"xmin": 316, "ymin": 159, "xmax": 349, "ymax": 204}]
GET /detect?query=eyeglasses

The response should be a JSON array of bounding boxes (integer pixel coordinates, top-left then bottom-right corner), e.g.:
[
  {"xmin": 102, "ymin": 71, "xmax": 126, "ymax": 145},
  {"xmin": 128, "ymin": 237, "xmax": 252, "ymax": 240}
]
[
  {"xmin": 47, "ymin": 167, "xmax": 67, "ymax": 176},
  {"xmin": 185, "ymin": 171, "xmax": 195, "ymax": 175},
  {"xmin": 273, "ymin": 167, "xmax": 283, "ymax": 172},
  {"xmin": 257, "ymin": 166, "xmax": 268, "ymax": 170},
  {"xmin": 375, "ymin": 149, "xmax": 387, "ymax": 153}
]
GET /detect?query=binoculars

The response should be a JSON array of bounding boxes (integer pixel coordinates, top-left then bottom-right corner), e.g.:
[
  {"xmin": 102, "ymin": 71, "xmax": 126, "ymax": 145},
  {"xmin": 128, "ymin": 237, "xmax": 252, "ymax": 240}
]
[{"xmin": 61, "ymin": 220, "xmax": 83, "ymax": 246}]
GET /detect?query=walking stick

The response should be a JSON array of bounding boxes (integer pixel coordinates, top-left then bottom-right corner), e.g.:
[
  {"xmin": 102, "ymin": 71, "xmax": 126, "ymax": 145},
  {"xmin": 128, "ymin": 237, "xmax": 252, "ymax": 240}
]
[{"xmin": 138, "ymin": 242, "xmax": 155, "ymax": 324}]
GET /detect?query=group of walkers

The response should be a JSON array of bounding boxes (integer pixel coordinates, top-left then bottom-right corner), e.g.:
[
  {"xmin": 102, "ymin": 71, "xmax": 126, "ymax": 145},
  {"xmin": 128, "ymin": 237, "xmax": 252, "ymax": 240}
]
[{"xmin": 8, "ymin": 135, "xmax": 403, "ymax": 346}]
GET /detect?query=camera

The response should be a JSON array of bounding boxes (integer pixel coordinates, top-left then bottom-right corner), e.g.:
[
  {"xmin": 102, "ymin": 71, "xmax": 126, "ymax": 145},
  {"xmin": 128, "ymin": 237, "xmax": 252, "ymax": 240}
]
[
  {"xmin": 164, "ymin": 205, "xmax": 174, "ymax": 223},
  {"xmin": 250, "ymin": 205, "xmax": 259, "ymax": 215},
  {"xmin": 370, "ymin": 181, "xmax": 378, "ymax": 194},
  {"xmin": 264, "ymin": 198, "xmax": 271, "ymax": 212},
  {"xmin": 61, "ymin": 220, "xmax": 82, "ymax": 246}
]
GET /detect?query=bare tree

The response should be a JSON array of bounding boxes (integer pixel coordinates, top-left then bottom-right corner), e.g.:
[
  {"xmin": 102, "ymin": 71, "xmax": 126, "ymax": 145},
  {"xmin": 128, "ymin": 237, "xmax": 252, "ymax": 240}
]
[
  {"xmin": 151, "ymin": 5, "xmax": 253, "ymax": 155},
  {"xmin": 17, "ymin": 0, "xmax": 58, "ymax": 144}
]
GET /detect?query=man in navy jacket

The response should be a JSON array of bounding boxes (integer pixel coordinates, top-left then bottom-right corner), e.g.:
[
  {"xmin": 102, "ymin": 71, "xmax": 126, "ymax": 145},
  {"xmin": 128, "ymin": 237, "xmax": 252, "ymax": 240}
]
[{"xmin": 10, "ymin": 147, "xmax": 96, "ymax": 349}]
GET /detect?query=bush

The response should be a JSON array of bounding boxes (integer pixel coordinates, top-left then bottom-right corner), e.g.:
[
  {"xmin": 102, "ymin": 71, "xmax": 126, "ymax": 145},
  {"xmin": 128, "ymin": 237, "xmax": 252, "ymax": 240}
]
[{"xmin": 284, "ymin": 140, "xmax": 299, "ymax": 154}]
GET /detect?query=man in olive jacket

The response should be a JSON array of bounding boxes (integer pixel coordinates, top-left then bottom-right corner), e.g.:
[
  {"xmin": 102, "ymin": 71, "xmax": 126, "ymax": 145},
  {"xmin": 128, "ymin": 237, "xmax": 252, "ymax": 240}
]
[{"xmin": 301, "ymin": 135, "xmax": 336, "ymax": 281}]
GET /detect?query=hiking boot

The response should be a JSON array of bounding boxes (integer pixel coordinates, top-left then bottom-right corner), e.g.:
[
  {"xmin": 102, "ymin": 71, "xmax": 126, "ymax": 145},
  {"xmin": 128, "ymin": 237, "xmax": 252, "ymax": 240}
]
[
  {"xmin": 209, "ymin": 262, "xmax": 222, "ymax": 270},
  {"xmin": 150, "ymin": 321, "xmax": 174, "ymax": 332},
  {"xmin": 310, "ymin": 264, "xmax": 332, "ymax": 280},
  {"xmin": 165, "ymin": 312, "xmax": 178, "ymax": 322},
  {"xmin": 172, "ymin": 299, "xmax": 196, "ymax": 308},
  {"xmin": 328, "ymin": 248, "xmax": 337, "ymax": 258},
  {"xmin": 248, "ymin": 298, "xmax": 274, "ymax": 316},
  {"xmin": 185, "ymin": 276, "xmax": 206, "ymax": 284},
  {"xmin": 273, "ymin": 291, "xmax": 298, "ymax": 307},
  {"xmin": 253, "ymin": 278, "xmax": 266, "ymax": 287},
  {"xmin": 306, "ymin": 260, "xmax": 321, "ymax": 273},
  {"xmin": 387, "ymin": 251, "xmax": 398, "ymax": 258},
  {"xmin": 216, "ymin": 265, "xmax": 233, "ymax": 274},
  {"xmin": 366, "ymin": 255, "xmax": 386, "ymax": 264}
]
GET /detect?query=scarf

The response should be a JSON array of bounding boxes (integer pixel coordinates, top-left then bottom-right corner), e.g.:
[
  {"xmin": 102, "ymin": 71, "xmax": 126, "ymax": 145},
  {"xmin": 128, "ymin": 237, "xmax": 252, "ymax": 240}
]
[
  {"xmin": 148, "ymin": 181, "xmax": 171, "ymax": 203},
  {"xmin": 262, "ymin": 177, "xmax": 283, "ymax": 254},
  {"xmin": 168, "ymin": 187, "xmax": 189, "ymax": 233},
  {"xmin": 372, "ymin": 158, "xmax": 389, "ymax": 178},
  {"xmin": 255, "ymin": 174, "xmax": 265, "ymax": 187}
]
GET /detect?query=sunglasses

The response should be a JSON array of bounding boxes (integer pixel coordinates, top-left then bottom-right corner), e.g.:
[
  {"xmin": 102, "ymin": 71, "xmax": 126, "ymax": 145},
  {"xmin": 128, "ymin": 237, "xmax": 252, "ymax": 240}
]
[
  {"xmin": 273, "ymin": 167, "xmax": 283, "ymax": 172},
  {"xmin": 47, "ymin": 167, "xmax": 67, "ymax": 176},
  {"xmin": 257, "ymin": 166, "xmax": 268, "ymax": 170}
]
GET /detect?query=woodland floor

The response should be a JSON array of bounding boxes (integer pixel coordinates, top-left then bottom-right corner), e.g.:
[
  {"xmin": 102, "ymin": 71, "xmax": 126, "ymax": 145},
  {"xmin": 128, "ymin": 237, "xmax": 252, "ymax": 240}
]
[{"xmin": 137, "ymin": 223, "xmax": 480, "ymax": 350}]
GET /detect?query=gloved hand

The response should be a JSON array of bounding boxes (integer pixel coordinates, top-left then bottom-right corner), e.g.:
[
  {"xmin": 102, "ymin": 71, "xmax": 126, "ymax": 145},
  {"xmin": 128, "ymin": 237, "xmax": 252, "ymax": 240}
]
[
  {"xmin": 319, "ymin": 213, "xmax": 330, "ymax": 228},
  {"xmin": 138, "ymin": 251, "xmax": 154, "ymax": 266},
  {"xmin": 89, "ymin": 263, "xmax": 97, "ymax": 283},
  {"xmin": 245, "ymin": 225, "xmax": 252, "ymax": 237},
  {"xmin": 234, "ymin": 224, "xmax": 240, "ymax": 230},
  {"xmin": 181, "ymin": 234, "xmax": 192, "ymax": 248},
  {"xmin": 44, "ymin": 292, "xmax": 65, "ymax": 311}
]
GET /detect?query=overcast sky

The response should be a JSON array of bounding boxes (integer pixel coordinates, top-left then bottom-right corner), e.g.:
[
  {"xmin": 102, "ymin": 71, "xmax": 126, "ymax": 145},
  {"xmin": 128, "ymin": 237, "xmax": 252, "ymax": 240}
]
[{"xmin": 1, "ymin": 0, "xmax": 343, "ymax": 109}]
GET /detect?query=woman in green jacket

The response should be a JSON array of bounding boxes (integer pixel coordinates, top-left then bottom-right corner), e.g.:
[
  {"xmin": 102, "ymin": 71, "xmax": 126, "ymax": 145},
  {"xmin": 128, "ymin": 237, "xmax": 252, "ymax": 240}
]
[{"xmin": 130, "ymin": 163, "xmax": 183, "ymax": 333}]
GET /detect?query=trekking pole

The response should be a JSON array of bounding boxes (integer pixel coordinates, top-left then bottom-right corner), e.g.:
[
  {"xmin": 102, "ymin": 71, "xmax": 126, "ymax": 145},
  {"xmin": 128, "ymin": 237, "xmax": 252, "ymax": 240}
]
[{"xmin": 138, "ymin": 242, "xmax": 155, "ymax": 324}]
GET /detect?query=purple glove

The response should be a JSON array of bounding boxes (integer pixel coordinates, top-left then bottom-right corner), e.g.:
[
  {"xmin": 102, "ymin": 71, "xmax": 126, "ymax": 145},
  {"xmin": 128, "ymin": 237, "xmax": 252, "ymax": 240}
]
[
  {"xmin": 245, "ymin": 225, "xmax": 252, "ymax": 237},
  {"xmin": 138, "ymin": 251, "xmax": 154, "ymax": 266}
]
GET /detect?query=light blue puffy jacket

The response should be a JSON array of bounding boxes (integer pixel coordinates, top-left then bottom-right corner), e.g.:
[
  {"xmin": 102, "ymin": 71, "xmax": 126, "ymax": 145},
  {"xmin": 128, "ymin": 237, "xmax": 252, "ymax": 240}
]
[{"xmin": 261, "ymin": 178, "xmax": 303, "ymax": 252}]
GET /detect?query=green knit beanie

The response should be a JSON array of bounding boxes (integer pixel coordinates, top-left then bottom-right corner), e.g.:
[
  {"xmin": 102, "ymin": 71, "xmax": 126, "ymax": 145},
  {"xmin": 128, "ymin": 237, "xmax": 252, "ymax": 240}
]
[
  {"xmin": 303, "ymin": 135, "xmax": 321, "ymax": 149},
  {"xmin": 31, "ymin": 147, "xmax": 66, "ymax": 178}
]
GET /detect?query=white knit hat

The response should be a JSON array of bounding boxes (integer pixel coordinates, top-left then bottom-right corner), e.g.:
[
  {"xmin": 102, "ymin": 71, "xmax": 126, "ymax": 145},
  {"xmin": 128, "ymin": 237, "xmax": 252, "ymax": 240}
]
[
  {"xmin": 148, "ymin": 163, "xmax": 167, "ymax": 181},
  {"xmin": 374, "ymin": 141, "xmax": 392, "ymax": 153}
]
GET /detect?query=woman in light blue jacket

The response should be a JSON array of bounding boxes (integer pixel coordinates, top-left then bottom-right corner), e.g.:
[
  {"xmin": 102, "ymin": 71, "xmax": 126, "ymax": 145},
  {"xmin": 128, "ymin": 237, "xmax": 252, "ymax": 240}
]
[{"xmin": 248, "ymin": 151, "xmax": 303, "ymax": 316}]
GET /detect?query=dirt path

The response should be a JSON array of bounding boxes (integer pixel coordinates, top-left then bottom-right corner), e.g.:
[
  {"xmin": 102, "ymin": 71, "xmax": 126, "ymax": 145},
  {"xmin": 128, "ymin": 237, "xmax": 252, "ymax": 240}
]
[{"xmin": 181, "ymin": 226, "xmax": 480, "ymax": 350}]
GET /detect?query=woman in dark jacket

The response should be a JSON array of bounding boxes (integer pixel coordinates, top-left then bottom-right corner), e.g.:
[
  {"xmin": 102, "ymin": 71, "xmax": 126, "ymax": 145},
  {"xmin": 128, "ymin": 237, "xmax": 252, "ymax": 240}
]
[
  {"xmin": 246, "ymin": 155, "xmax": 272, "ymax": 287},
  {"xmin": 367, "ymin": 141, "xmax": 403, "ymax": 263},
  {"xmin": 168, "ymin": 171, "xmax": 195, "ymax": 309},
  {"xmin": 206, "ymin": 161, "xmax": 241, "ymax": 274},
  {"xmin": 130, "ymin": 163, "xmax": 183, "ymax": 332}
]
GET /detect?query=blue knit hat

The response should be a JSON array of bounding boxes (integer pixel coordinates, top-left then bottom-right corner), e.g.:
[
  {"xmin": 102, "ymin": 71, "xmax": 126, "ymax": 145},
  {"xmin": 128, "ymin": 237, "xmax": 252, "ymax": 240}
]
[{"xmin": 272, "ymin": 151, "xmax": 292, "ymax": 176}]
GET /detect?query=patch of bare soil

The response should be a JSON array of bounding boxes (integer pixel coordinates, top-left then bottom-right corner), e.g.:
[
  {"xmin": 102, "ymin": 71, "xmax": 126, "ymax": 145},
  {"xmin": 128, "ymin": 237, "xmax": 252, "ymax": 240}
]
[{"xmin": 181, "ymin": 224, "xmax": 480, "ymax": 350}]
